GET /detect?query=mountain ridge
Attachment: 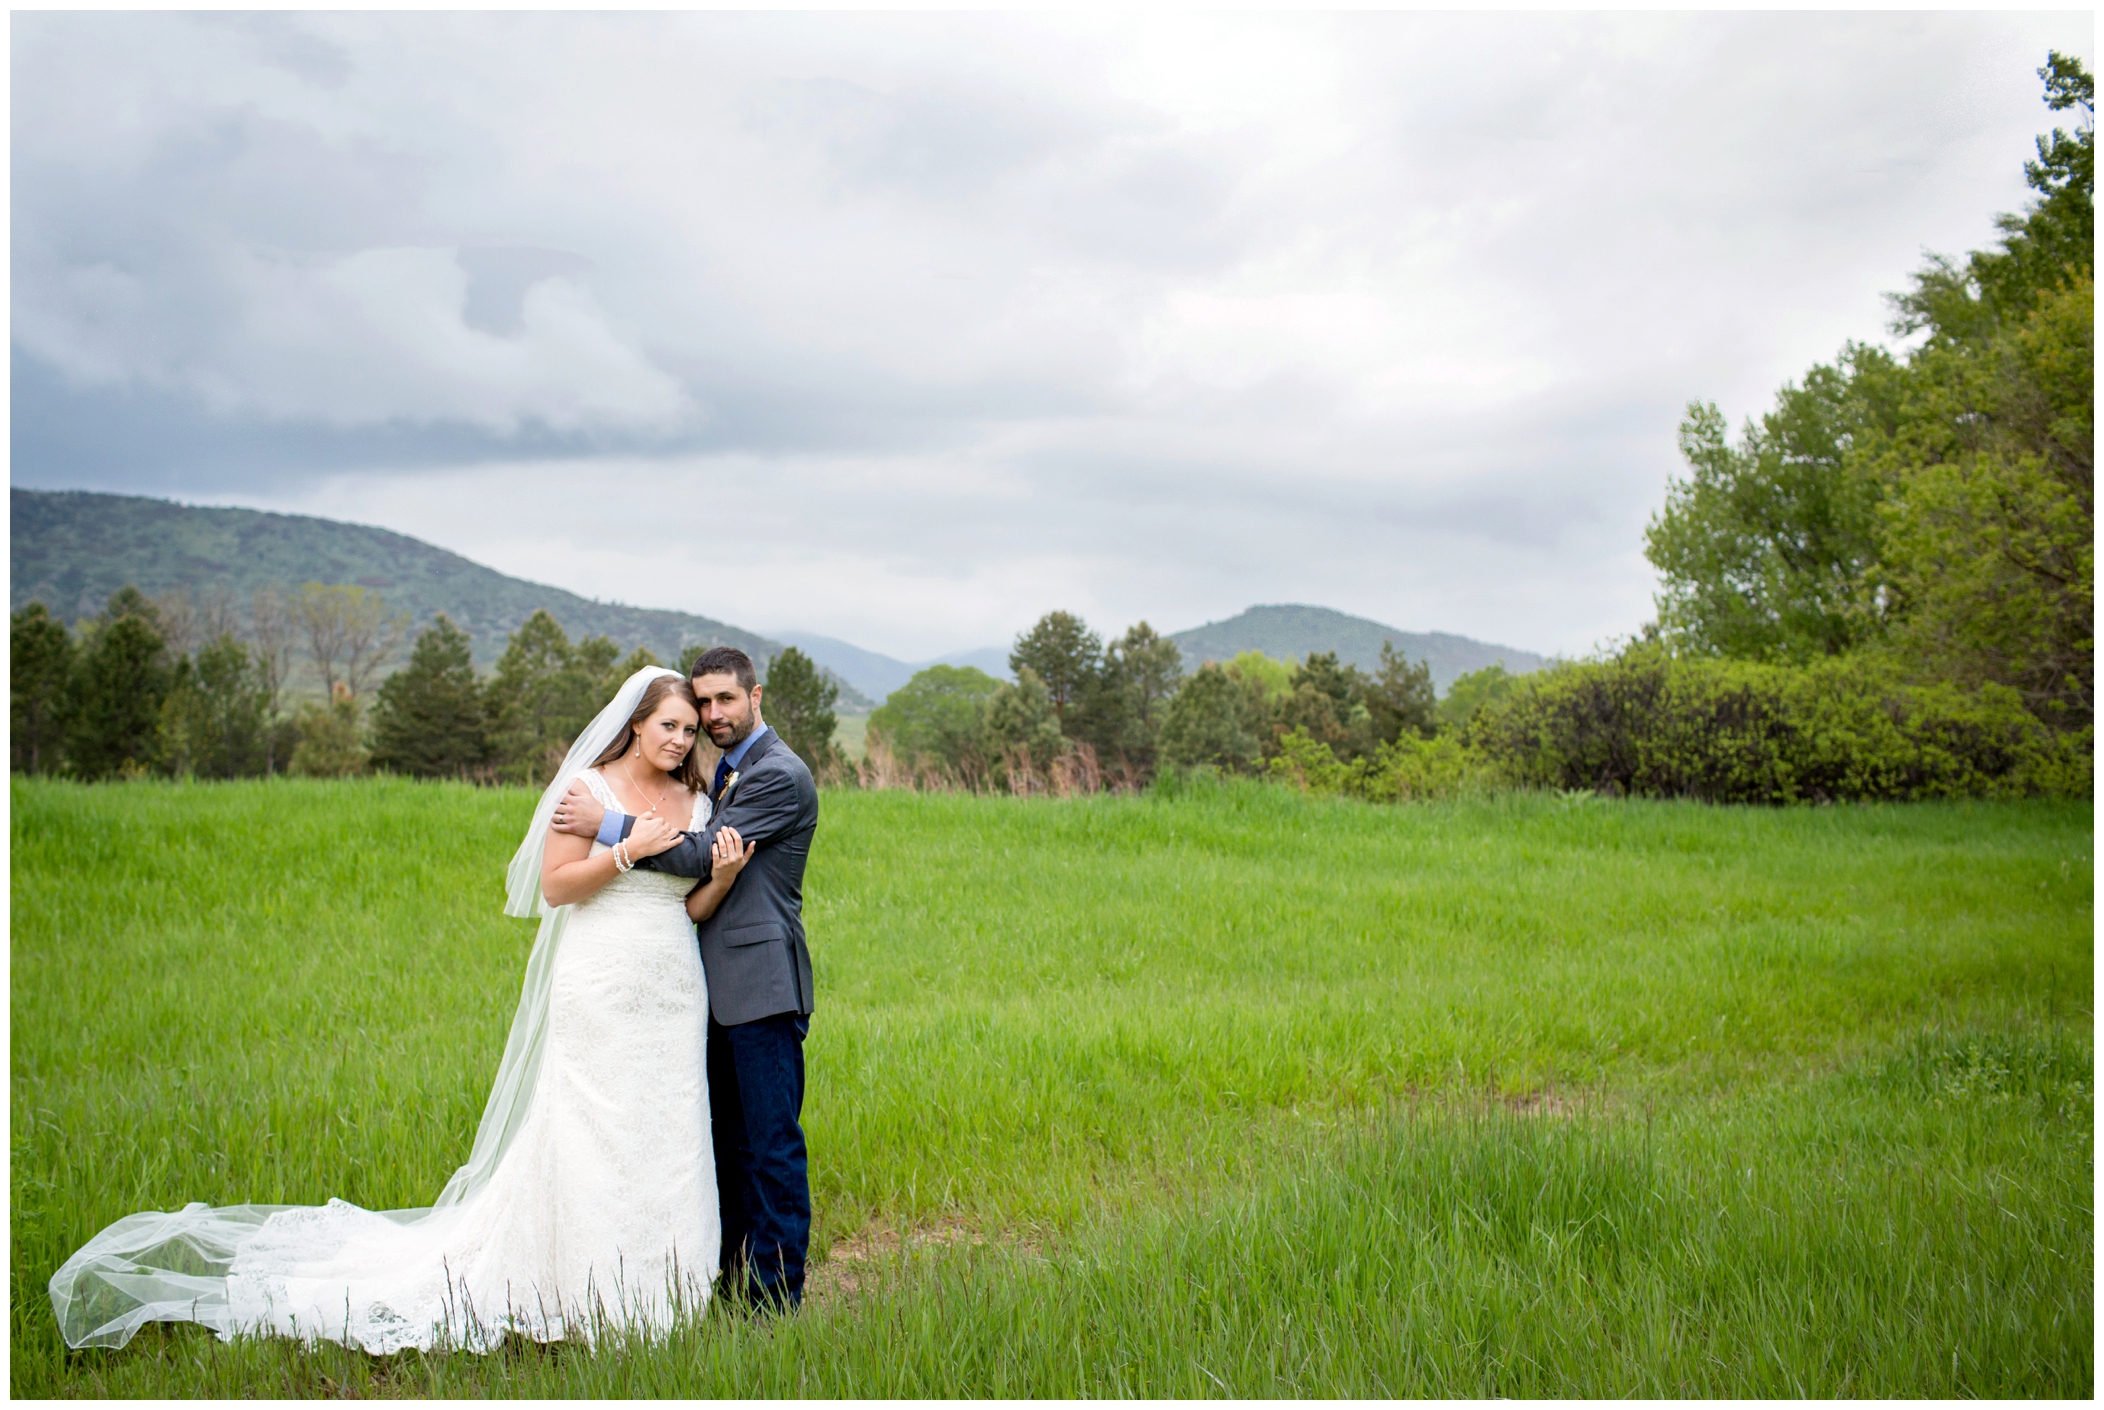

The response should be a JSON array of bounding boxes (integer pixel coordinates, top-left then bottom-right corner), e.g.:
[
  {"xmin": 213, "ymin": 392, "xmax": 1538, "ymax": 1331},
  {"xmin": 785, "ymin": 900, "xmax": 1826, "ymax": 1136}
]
[
  {"xmin": 784, "ymin": 607, "xmax": 1546, "ymax": 703},
  {"xmin": 773, "ymin": 631, "xmax": 1013, "ymax": 700},
  {"xmin": 1167, "ymin": 604, "xmax": 1547, "ymax": 693},
  {"xmin": 10, "ymin": 488, "xmax": 878, "ymax": 708},
  {"xmin": 13, "ymin": 489, "xmax": 1547, "ymax": 706}
]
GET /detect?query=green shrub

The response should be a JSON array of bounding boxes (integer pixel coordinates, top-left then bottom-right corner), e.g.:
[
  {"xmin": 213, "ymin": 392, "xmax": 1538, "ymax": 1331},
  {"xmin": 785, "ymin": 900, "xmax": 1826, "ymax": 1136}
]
[
  {"xmin": 290, "ymin": 684, "xmax": 370, "ymax": 778},
  {"xmin": 1267, "ymin": 726, "xmax": 1498, "ymax": 802},
  {"xmin": 1473, "ymin": 645, "xmax": 2088, "ymax": 802}
]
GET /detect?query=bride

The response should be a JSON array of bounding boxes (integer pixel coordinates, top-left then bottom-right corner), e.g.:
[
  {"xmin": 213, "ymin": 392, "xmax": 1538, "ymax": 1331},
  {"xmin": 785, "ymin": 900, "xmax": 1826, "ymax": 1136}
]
[{"xmin": 49, "ymin": 667, "xmax": 753, "ymax": 1353}]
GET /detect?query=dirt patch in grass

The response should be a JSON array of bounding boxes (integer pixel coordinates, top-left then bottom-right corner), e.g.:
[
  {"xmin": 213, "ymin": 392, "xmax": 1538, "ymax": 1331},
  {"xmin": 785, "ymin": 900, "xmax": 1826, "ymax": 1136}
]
[
  {"xmin": 1502, "ymin": 1088, "xmax": 1575, "ymax": 1118},
  {"xmin": 806, "ymin": 1217, "xmax": 1042, "ymax": 1309}
]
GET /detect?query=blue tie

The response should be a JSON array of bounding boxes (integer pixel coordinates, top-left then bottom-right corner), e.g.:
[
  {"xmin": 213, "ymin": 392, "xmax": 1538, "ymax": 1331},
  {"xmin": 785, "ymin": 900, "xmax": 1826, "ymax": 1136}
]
[{"xmin": 712, "ymin": 757, "xmax": 732, "ymax": 801}]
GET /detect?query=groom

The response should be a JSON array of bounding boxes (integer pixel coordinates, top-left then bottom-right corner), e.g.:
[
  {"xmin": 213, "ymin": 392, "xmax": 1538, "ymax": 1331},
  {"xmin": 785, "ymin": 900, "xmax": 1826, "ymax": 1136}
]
[{"xmin": 550, "ymin": 645, "xmax": 819, "ymax": 1311}]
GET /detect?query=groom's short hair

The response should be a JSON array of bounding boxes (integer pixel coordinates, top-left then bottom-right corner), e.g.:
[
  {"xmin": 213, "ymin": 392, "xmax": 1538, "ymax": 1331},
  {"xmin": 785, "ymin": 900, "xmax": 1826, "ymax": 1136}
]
[{"xmin": 692, "ymin": 646, "xmax": 757, "ymax": 692}]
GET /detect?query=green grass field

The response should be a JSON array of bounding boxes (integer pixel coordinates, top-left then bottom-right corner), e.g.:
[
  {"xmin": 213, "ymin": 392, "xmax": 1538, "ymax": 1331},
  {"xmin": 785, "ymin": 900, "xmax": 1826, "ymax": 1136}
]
[{"xmin": 10, "ymin": 776, "xmax": 2092, "ymax": 1396}]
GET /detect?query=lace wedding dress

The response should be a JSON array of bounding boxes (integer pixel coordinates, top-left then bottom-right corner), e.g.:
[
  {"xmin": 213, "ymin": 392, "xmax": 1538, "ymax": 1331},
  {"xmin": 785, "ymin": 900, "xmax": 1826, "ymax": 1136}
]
[{"xmin": 51, "ymin": 672, "xmax": 721, "ymax": 1353}]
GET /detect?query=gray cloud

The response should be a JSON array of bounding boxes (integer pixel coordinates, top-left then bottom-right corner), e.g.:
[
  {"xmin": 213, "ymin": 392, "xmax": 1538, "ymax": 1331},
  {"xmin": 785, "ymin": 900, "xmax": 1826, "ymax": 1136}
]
[{"xmin": 10, "ymin": 11, "xmax": 2092, "ymax": 658}]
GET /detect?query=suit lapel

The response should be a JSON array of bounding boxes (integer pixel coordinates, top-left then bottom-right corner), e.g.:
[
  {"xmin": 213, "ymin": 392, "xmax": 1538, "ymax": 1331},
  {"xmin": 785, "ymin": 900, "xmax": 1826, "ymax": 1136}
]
[{"xmin": 740, "ymin": 729, "xmax": 778, "ymax": 771}]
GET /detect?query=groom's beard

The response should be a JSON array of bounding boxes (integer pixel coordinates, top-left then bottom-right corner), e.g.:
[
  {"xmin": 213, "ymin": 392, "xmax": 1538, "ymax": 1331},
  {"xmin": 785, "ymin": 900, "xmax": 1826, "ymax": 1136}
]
[{"xmin": 708, "ymin": 713, "xmax": 758, "ymax": 750}]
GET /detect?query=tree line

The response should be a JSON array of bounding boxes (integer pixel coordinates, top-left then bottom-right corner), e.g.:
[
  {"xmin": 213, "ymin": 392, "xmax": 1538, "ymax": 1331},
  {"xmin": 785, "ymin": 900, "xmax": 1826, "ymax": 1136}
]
[
  {"xmin": 370, "ymin": 608, "xmax": 841, "ymax": 782},
  {"xmin": 11, "ymin": 588, "xmax": 844, "ymax": 785},
  {"xmin": 862, "ymin": 609, "xmax": 1460, "ymax": 794},
  {"xmin": 13, "ymin": 583, "xmax": 403, "ymax": 781}
]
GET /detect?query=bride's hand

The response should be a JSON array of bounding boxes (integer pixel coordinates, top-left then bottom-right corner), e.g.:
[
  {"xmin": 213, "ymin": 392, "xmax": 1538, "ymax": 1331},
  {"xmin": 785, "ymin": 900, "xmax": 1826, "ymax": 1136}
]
[
  {"xmin": 711, "ymin": 826, "xmax": 757, "ymax": 880},
  {"xmin": 626, "ymin": 813, "xmax": 681, "ymax": 859}
]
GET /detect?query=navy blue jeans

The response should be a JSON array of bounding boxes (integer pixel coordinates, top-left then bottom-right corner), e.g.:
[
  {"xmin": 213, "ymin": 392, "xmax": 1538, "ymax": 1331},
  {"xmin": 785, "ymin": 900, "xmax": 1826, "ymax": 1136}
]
[{"xmin": 708, "ymin": 1011, "xmax": 811, "ymax": 1307}]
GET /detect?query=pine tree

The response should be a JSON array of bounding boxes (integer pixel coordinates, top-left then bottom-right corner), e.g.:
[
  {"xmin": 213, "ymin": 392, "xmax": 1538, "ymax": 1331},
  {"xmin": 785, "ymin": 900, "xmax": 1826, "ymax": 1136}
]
[
  {"xmin": 11, "ymin": 603, "xmax": 75, "ymax": 774},
  {"xmin": 601, "ymin": 646, "xmax": 664, "ymax": 704},
  {"xmin": 763, "ymin": 646, "xmax": 839, "ymax": 774},
  {"xmin": 1364, "ymin": 641, "xmax": 1437, "ymax": 744},
  {"xmin": 371, "ymin": 615, "xmax": 491, "ymax": 778},
  {"xmin": 65, "ymin": 592, "xmax": 171, "ymax": 779},
  {"xmin": 1009, "ymin": 612, "xmax": 1103, "ymax": 724},
  {"xmin": 1086, "ymin": 621, "xmax": 1185, "ymax": 777},
  {"xmin": 1159, "ymin": 662, "xmax": 1263, "ymax": 773},
  {"xmin": 984, "ymin": 665, "xmax": 1065, "ymax": 784},
  {"xmin": 485, "ymin": 609, "xmax": 580, "ymax": 783},
  {"xmin": 158, "ymin": 634, "xmax": 271, "ymax": 778}
]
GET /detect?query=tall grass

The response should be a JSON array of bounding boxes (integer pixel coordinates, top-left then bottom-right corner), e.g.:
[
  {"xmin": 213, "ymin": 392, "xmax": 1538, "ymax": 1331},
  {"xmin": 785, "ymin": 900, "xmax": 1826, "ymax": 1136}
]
[{"xmin": 11, "ymin": 776, "xmax": 2092, "ymax": 1395}]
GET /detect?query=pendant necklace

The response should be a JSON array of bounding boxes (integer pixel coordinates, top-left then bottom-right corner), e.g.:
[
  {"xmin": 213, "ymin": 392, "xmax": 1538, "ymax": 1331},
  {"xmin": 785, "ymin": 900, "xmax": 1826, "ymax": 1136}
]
[{"xmin": 623, "ymin": 747, "xmax": 673, "ymax": 820}]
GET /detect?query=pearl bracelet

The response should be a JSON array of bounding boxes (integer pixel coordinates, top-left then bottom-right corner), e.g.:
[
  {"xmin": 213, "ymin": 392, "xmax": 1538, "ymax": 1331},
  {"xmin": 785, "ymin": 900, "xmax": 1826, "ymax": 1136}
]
[{"xmin": 613, "ymin": 840, "xmax": 633, "ymax": 873}]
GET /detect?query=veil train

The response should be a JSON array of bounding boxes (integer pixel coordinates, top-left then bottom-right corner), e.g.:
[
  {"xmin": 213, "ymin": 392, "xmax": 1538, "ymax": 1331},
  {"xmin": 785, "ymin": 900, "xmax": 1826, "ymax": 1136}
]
[{"xmin": 48, "ymin": 667, "xmax": 681, "ymax": 1350}]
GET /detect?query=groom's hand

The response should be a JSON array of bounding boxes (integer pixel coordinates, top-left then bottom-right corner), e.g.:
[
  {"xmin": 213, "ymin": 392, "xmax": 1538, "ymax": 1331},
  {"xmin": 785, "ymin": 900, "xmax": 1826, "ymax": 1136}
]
[{"xmin": 550, "ymin": 778, "xmax": 608, "ymax": 838}]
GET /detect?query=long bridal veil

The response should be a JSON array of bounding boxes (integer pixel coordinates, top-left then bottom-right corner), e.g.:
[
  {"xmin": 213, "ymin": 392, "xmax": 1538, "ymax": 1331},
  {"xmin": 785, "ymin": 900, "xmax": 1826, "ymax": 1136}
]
[{"xmin": 48, "ymin": 666, "xmax": 682, "ymax": 1350}]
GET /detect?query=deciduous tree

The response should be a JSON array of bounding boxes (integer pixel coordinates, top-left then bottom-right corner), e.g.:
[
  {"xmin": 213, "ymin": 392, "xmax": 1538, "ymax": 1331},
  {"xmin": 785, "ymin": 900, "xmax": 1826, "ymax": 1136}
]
[
  {"xmin": 1893, "ymin": 52, "xmax": 2092, "ymax": 342},
  {"xmin": 154, "ymin": 586, "xmax": 240, "ymax": 663},
  {"xmin": 1867, "ymin": 274, "xmax": 2093, "ymax": 728},
  {"xmin": 1437, "ymin": 662, "xmax": 1520, "ymax": 732},
  {"xmin": 247, "ymin": 585, "xmax": 301, "ymax": 773},
  {"xmin": 1225, "ymin": 651, "xmax": 1293, "ymax": 704},
  {"xmin": 1647, "ymin": 53, "xmax": 2092, "ymax": 740},
  {"xmin": 297, "ymin": 583, "xmax": 407, "ymax": 698},
  {"xmin": 1645, "ymin": 349, "xmax": 1899, "ymax": 662},
  {"xmin": 868, "ymin": 664, "xmax": 1002, "ymax": 780},
  {"xmin": 291, "ymin": 682, "xmax": 370, "ymax": 777}
]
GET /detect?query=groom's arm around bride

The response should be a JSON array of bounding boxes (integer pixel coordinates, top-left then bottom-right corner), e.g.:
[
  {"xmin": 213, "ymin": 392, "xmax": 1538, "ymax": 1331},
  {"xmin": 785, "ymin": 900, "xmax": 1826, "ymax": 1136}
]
[{"xmin": 553, "ymin": 653, "xmax": 819, "ymax": 1028}]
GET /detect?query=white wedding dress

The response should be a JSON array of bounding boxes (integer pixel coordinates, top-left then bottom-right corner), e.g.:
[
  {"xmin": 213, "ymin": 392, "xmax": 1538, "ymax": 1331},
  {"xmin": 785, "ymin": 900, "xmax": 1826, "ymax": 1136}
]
[{"xmin": 51, "ymin": 672, "xmax": 722, "ymax": 1353}]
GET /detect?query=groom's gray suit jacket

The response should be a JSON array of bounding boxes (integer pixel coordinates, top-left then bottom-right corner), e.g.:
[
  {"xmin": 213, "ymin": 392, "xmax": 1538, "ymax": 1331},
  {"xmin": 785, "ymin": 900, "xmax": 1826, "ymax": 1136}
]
[{"xmin": 627, "ymin": 728, "xmax": 819, "ymax": 1027}]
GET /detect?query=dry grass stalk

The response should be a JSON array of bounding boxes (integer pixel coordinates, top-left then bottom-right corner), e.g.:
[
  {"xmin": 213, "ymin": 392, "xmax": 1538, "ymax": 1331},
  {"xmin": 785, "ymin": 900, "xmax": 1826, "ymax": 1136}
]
[
  {"xmin": 1073, "ymin": 742, "xmax": 1103, "ymax": 794},
  {"xmin": 854, "ymin": 735, "xmax": 1131, "ymax": 800},
  {"xmin": 859, "ymin": 733, "xmax": 911, "ymax": 791}
]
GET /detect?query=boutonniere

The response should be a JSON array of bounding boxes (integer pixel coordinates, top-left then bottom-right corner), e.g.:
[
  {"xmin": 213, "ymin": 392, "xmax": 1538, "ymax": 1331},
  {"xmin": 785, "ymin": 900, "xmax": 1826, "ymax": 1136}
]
[{"xmin": 720, "ymin": 769, "xmax": 741, "ymax": 806}]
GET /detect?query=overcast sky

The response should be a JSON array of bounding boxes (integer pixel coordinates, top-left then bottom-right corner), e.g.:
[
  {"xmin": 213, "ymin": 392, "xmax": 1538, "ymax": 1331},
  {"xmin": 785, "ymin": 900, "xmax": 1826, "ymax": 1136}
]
[{"xmin": 12, "ymin": 10, "xmax": 2093, "ymax": 660}]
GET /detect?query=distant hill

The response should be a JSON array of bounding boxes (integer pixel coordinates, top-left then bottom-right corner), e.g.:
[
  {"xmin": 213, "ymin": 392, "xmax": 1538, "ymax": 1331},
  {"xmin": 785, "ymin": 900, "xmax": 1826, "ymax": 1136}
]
[
  {"xmin": 1168, "ymin": 604, "xmax": 1546, "ymax": 693},
  {"xmin": 788, "ymin": 605, "xmax": 1544, "ymax": 705},
  {"xmin": 11, "ymin": 488, "xmax": 875, "ymax": 708},
  {"xmin": 776, "ymin": 631, "xmax": 1011, "ymax": 703}
]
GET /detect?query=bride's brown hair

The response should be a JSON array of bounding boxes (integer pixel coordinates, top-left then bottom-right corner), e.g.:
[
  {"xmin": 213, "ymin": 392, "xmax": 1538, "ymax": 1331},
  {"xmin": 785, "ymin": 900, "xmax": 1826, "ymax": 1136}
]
[{"xmin": 592, "ymin": 675, "xmax": 708, "ymax": 791}]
